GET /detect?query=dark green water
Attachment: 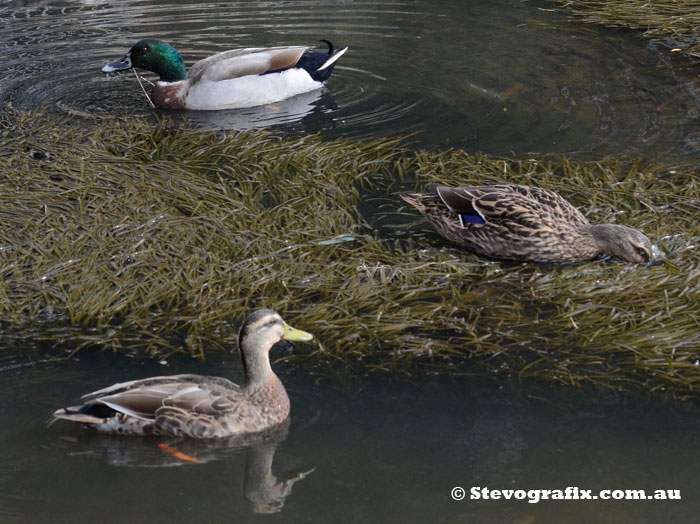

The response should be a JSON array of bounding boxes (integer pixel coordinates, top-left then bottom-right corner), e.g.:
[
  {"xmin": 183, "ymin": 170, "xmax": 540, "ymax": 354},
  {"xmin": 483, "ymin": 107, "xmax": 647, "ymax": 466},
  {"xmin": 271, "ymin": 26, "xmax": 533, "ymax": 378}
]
[
  {"xmin": 2, "ymin": 351, "xmax": 700, "ymax": 523},
  {"xmin": 3, "ymin": 0, "xmax": 699, "ymax": 157},
  {"xmin": 3, "ymin": 1, "xmax": 700, "ymax": 522}
]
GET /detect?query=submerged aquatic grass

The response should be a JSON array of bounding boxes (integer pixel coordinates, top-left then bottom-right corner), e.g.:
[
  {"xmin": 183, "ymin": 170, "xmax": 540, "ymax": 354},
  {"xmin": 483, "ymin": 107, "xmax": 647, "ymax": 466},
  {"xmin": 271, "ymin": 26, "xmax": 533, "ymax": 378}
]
[
  {"xmin": 549, "ymin": 0, "xmax": 700, "ymax": 57},
  {"xmin": 1, "ymin": 108, "xmax": 699, "ymax": 397}
]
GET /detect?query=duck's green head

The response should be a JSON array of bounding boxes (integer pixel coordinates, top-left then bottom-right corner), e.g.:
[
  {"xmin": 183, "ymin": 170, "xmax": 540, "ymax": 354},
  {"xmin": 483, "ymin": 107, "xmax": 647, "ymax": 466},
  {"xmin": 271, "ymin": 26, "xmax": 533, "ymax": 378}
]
[{"xmin": 102, "ymin": 39, "xmax": 187, "ymax": 83}]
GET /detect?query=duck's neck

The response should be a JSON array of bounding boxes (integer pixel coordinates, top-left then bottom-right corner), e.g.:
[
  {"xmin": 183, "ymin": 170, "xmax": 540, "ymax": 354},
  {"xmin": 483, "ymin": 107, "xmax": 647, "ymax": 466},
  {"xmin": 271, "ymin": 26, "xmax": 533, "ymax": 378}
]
[
  {"xmin": 585, "ymin": 223, "xmax": 626, "ymax": 254},
  {"xmin": 240, "ymin": 333, "xmax": 276, "ymax": 389},
  {"xmin": 153, "ymin": 50, "xmax": 187, "ymax": 83},
  {"xmin": 158, "ymin": 63, "xmax": 187, "ymax": 83}
]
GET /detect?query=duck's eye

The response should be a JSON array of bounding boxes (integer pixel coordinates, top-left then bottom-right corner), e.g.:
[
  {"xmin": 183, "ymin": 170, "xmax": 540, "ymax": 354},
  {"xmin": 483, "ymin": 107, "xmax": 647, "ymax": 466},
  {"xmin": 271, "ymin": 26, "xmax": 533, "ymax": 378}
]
[{"xmin": 635, "ymin": 246, "xmax": 650, "ymax": 262}]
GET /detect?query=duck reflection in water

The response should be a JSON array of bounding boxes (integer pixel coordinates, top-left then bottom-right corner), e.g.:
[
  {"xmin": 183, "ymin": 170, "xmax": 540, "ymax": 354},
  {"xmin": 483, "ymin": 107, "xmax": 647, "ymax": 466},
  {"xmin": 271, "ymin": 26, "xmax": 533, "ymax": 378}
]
[
  {"xmin": 51, "ymin": 308, "xmax": 316, "ymax": 513},
  {"xmin": 242, "ymin": 426, "xmax": 315, "ymax": 514},
  {"xmin": 56, "ymin": 417, "xmax": 313, "ymax": 514}
]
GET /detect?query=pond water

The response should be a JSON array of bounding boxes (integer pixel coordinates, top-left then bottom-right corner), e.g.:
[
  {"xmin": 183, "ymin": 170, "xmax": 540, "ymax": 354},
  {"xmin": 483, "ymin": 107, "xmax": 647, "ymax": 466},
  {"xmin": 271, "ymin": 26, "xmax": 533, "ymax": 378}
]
[
  {"xmin": 2, "ymin": 351, "xmax": 700, "ymax": 523},
  {"xmin": 3, "ymin": 0, "xmax": 699, "ymax": 157},
  {"xmin": 3, "ymin": 1, "xmax": 700, "ymax": 522}
]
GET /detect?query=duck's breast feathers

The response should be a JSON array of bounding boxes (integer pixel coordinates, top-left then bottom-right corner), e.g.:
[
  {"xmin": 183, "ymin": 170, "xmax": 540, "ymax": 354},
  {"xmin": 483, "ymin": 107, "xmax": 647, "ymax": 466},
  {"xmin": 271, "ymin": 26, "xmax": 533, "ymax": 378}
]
[{"xmin": 188, "ymin": 46, "xmax": 309, "ymax": 84}]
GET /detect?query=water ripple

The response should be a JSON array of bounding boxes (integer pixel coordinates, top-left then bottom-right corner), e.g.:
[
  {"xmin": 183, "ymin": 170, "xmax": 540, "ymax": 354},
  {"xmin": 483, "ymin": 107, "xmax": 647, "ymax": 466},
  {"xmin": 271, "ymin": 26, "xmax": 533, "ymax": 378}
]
[{"xmin": 1, "ymin": 0, "xmax": 698, "ymax": 158}]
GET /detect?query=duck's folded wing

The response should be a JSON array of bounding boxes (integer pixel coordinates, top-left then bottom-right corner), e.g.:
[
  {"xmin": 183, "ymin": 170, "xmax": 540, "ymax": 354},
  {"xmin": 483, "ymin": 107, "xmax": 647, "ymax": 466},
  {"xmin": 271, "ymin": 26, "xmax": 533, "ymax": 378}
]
[
  {"xmin": 83, "ymin": 377, "xmax": 191, "ymax": 420},
  {"xmin": 81, "ymin": 375, "xmax": 239, "ymax": 421},
  {"xmin": 82, "ymin": 375, "xmax": 188, "ymax": 399},
  {"xmin": 96, "ymin": 389, "xmax": 172, "ymax": 420},
  {"xmin": 156, "ymin": 386, "xmax": 250, "ymax": 438},
  {"xmin": 162, "ymin": 382, "xmax": 239, "ymax": 415},
  {"xmin": 467, "ymin": 185, "xmax": 590, "ymax": 230},
  {"xmin": 519, "ymin": 185, "xmax": 589, "ymax": 226},
  {"xmin": 473, "ymin": 191, "xmax": 539, "ymax": 224},
  {"xmin": 435, "ymin": 185, "xmax": 485, "ymax": 215},
  {"xmin": 435, "ymin": 186, "xmax": 543, "ymax": 228},
  {"xmin": 189, "ymin": 46, "xmax": 309, "ymax": 83}
]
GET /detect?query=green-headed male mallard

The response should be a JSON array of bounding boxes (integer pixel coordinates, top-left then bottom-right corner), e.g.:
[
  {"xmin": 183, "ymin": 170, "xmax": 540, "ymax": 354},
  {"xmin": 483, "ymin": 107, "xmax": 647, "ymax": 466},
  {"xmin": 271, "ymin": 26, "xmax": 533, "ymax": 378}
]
[
  {"xmin": 401, "ymin": 184, "xmax": 655, "ymax": 263},
  {"xmin": 101, "ymin": 38, "xmax": 348, "ymax": 110},
  {"xmin": 52, "ymin": 309, "xmax": 312, "ymax": 438}
]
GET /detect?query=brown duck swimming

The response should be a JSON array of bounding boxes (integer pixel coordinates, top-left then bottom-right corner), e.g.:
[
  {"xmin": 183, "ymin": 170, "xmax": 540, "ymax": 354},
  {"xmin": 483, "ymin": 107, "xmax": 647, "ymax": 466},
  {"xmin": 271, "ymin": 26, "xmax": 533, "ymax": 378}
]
[
  {"xmin": 401, "ymin": 184, "xmax": 654, "ymax": 263},
  {"xmin": 52, "ymin": 309, "xmax": 313, "ymax": 438}
]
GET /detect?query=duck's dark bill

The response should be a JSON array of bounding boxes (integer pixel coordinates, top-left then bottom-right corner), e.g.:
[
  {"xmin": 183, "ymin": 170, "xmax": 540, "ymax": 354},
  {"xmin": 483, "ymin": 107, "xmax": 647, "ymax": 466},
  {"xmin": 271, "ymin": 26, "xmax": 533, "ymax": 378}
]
[{"xmin": 102, "ymin": 55, "xmax": 132, "ymax": 73}]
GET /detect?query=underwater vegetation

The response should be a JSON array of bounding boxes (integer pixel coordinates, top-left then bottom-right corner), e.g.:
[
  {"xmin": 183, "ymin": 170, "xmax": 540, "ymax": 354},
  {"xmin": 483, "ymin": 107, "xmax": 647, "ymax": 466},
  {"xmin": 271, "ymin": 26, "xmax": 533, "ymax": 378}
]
[
  {"xmin": 549, "ymin": 0, "xmax": 700, "ymax": 58},
  {"xmin": 1, "ymin": 108, "xmax": 699, "ymax": 397}
]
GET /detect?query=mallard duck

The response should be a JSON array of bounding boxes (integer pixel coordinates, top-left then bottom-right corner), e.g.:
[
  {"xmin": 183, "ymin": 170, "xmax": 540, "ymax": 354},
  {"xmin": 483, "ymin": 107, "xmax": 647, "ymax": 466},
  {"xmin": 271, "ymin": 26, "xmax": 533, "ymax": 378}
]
[
  {"xmin": 52, "ymin": 309, "xmax": 313, "ymax": 438},
  {"xmin": 101, "ymin": 38, "xmax": 348, "ymax": 110},
  {"xmin": 401, "ymin": 184, "xmax": 655, "ymax": 263}
]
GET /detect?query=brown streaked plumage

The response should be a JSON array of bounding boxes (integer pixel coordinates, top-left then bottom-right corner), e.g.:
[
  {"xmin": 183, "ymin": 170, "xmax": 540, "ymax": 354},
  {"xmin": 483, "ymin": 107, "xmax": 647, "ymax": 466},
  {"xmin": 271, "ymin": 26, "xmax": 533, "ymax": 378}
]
[
  {"xmin": 52, "ymin": 309, "xmax": 313, "ymax": 438},
  {"xmin": 401, "ymin": 184, "xmax": 655, "ymax": 264}
]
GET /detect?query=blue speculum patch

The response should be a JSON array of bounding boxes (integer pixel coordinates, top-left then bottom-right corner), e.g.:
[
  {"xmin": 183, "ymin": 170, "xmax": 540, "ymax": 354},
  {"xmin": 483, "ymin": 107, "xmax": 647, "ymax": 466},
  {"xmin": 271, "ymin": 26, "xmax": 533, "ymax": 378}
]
[{"xmin": 459, "ymin": 214, "xmax": 485, "ymax": 226}]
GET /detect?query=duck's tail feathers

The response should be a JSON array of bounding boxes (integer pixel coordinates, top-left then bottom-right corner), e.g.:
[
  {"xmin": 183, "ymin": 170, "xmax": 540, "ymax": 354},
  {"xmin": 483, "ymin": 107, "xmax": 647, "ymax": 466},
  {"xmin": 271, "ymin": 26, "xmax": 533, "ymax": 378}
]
[
  {"xmin": 319, "ymin": 39, "xmax": 334, "ymax": 54},
  {"xmin": 317, "ymin": 45, "xmax": 348, "ymax": 72},
  {"xmin": 52, "ymin": 402, "xmax": 117, "ymax": 425},
  {"xmin": 400, "ymin": 193, "xmax": 426, "ymax": 212},
  {"xmin": 52, "ymin": 407, "xmax": 106, "ymax": 425},
  {"xmin": 295, "ymin": 41, "xmax": 348, "ymax": 82}
]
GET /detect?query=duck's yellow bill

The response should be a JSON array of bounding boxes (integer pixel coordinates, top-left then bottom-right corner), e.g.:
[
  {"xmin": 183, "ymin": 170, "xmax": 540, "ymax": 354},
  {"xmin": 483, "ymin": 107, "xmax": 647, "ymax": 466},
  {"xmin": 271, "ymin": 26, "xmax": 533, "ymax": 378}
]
[{"xmin": 282, "ymin": 322, "xmax": 313, "ymax": 342}]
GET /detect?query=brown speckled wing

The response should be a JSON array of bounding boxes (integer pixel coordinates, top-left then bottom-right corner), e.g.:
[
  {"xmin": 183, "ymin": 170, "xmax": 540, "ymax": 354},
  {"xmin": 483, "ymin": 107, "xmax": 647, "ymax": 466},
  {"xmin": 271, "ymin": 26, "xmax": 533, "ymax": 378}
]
[
  {"xmin": 471, "ymin": 188, "xmax": 552, "ymax": 229},
  {"xmin": 518, "ymin": 185, "xmax": 589, "ymax": 226},
  {"xmin": 444, "ymin": 185, "xmax": 589, "ymax": 229}
]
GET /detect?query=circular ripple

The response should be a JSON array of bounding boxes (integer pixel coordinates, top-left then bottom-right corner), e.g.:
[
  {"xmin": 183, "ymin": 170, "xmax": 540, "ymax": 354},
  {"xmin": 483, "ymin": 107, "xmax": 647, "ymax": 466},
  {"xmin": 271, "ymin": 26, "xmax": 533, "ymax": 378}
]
[{"xmin": 1, "ymin": 0, "xmax": 698, "ymax": 157}]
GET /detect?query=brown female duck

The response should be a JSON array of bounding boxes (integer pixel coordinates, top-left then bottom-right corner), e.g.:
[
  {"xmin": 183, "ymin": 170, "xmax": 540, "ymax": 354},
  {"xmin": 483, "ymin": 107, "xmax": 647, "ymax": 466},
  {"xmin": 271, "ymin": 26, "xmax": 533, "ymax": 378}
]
[
  {"xmin": 53, "ymin": 309, "xmax": 312, "ymax": 438},
  {"xmin": 401, "ymin": 184, "xmax": 655, "ymax": 263}
]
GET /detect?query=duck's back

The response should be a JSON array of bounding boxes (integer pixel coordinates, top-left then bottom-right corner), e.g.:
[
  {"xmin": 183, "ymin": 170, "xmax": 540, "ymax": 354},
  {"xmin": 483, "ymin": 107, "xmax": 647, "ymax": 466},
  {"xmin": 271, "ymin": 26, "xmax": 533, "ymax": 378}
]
[
  {"xmin": 439, "ymin": 185, "xmax": 589, "ymax": 228},
  {"xmin": 188, "ymin": 46, "xmax": 309, "ymax": 83}
]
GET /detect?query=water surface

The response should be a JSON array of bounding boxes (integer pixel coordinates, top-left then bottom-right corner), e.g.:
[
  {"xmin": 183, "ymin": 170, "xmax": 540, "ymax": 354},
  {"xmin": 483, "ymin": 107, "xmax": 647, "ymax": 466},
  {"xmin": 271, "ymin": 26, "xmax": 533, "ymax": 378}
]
[
  {"xmin": 2, "ymin": 1, "xmax": 700, "ymax": 522},
  {"xmin": 1, "ymin": 352, "xmax": 699, "ymax": 523},
  {"xmin": 2, "ymin": 0, "xmax": 699, "ymax": 157}
]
